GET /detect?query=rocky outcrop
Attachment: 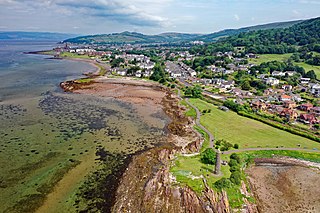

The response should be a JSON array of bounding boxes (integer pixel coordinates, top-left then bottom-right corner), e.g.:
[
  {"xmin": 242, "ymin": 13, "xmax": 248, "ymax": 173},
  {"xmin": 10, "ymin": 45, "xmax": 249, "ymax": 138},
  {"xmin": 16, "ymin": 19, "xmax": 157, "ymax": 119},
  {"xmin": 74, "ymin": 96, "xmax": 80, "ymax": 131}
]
[
  {"xmin": 112, "ymin": 147, "xmax": 231, "ymax": 213},
  {"xmin": 60, "ymin": 79, "xmax": 94, "ymax": 92}
]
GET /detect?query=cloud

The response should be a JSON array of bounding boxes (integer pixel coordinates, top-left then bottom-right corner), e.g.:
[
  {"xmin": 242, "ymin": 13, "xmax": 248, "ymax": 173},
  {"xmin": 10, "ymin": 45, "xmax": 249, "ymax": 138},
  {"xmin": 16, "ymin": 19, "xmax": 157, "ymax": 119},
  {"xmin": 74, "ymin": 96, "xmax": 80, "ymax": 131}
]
[
  {"xmin": 234, "ymin": 14, "xmax": 240, "ymax": 21},
  {"xmin": 1, "ymin": 0, "xmax": 170, "ymax": 28}
]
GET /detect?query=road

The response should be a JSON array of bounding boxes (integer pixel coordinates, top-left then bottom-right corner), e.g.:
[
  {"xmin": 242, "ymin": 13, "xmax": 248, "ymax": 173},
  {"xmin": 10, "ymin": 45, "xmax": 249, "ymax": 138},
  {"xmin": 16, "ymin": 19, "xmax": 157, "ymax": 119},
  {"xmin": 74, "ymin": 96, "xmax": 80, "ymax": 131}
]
[{"xmin": 185, "ymin": 98, "xmax": 215, "ymax": 148}]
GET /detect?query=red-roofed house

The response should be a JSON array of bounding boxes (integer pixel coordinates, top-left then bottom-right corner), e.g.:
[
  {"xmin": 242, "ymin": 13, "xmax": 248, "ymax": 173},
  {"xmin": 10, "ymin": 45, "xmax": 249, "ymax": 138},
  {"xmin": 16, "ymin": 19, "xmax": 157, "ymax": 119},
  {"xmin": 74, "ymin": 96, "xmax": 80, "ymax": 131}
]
[
  {"xmin": 299, "ymin": 103, "xmax": 313, "ymax": 112},
  {"xmin": 299, "ymin": 114, "xmax": 318, "ymax": 124}
]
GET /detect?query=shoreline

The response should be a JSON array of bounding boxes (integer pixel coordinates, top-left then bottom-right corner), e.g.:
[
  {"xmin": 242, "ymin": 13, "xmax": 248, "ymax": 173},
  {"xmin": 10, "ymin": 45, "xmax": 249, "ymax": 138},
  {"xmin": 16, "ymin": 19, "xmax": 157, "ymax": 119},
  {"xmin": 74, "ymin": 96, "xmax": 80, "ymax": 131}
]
[{"xmin": 34, "ymin": 53, "xmax": 202, "ymax": 212}]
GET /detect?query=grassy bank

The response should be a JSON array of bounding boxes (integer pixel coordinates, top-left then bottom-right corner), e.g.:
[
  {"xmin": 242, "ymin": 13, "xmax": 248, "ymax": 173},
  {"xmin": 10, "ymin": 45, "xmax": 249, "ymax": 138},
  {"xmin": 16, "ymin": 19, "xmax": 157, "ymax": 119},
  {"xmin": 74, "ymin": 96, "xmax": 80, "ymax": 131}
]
[{"xmin": 188, "ymin": 98, "xmax": 320, "ymax": 150}]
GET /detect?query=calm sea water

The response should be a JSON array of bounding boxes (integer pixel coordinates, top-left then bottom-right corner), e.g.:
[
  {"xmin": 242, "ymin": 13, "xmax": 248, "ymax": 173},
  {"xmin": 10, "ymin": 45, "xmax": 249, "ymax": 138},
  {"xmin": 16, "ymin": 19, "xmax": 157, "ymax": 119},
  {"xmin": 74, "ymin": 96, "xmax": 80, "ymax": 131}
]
[
  {"xmin": 0, "ymin": 41, "xmax": 167, "ymax": 212},
  {"xmin": 0, "ymin": 40, "xmax": 94, "ymax": 101}
]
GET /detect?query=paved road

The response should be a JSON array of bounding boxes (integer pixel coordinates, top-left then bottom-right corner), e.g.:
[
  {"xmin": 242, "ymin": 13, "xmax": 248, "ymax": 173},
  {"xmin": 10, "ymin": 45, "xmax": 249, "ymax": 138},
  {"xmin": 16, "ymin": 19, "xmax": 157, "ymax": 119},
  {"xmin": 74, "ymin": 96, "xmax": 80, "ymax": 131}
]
[
  {"xmin": 223, "ymin": 147, "xmax": 320, "ymax": 154},
  {"xmin": 185, "ymin": 98, "xmax": 215, "ymax": 148}
]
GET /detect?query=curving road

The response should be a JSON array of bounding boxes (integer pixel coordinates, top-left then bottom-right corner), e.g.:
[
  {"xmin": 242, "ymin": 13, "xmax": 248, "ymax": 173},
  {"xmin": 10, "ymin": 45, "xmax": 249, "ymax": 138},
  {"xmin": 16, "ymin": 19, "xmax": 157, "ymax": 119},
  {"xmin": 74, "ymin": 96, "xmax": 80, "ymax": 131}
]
[{"xmin": 185, "ymin": 98, "xmax": 215, "ymax": 148}]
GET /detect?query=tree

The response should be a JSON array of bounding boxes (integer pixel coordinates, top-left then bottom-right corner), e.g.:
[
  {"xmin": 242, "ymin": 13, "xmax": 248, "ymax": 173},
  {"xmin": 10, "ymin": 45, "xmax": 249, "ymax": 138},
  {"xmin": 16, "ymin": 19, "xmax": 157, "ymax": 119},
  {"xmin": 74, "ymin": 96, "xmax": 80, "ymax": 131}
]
[
  {"xmin": 230, "ymin": 171, "xmax": 242, "ymax": 185},
  {"xmin": 305, "ymin": 70, "xmax": 317, "ymax": 80},
  {"xmin": 201, "ymin": 148, "xmax": 216, "ymax": 165},
  {"xmin": 241, "ymin": 80, "xmax": 251, "ymax": 91},
  {"xmin": 214, "ymin": 178, "xmax": 232, "ymax": 190}
]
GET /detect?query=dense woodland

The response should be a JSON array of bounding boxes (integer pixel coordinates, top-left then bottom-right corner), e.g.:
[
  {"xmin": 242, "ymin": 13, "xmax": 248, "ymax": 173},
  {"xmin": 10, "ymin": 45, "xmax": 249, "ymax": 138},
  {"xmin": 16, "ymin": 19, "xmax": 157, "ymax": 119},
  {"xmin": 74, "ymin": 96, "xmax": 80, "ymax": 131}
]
[{"xmin": 191, "ymin": 17, "xmax": 320, "ymax": 65}]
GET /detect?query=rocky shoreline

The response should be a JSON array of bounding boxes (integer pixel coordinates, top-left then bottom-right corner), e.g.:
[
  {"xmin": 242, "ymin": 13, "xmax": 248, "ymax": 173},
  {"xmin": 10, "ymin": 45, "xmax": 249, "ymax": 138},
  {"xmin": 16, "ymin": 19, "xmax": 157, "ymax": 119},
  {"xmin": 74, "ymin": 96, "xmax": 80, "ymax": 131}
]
[{"xmin": 58, "ymin": 72, "xmax": 232, "ymax": 212}]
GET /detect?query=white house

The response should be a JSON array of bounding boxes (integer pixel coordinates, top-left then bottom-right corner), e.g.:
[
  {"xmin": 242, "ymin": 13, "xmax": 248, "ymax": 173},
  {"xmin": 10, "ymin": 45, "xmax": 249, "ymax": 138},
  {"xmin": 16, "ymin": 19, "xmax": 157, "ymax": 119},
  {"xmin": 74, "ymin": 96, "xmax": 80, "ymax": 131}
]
[
  {"xmin": 265, "ymin": 77, "xmax": 280, "ymax": 86},
  {"xmin": 272, "ymin": 71, "xmax": 285, "ymax": 77},
  {"xmin": 311, "ymin": 84, "xmax": 320, "ymax": 96}
]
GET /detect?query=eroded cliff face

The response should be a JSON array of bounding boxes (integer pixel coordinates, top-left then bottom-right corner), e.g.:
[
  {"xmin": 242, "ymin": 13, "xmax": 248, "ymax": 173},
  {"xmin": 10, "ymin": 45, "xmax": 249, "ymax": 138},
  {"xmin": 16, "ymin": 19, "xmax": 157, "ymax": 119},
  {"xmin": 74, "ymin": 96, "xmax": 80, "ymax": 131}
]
[
  {"xmin": 112, "ymin": 147, "xmax": 231, "ymax": 213},
  {"xmin": 112, "ymin": 93, "xmax": 231, "ymax": 213}
]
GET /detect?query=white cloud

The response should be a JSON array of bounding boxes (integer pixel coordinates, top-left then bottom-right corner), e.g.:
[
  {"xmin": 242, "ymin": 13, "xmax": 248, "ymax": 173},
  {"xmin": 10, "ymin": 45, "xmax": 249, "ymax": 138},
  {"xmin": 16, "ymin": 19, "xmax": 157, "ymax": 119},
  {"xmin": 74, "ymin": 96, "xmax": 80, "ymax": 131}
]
[{"xmin": 1, "ymin": 0, "xmax": 170, "ymax": 27}]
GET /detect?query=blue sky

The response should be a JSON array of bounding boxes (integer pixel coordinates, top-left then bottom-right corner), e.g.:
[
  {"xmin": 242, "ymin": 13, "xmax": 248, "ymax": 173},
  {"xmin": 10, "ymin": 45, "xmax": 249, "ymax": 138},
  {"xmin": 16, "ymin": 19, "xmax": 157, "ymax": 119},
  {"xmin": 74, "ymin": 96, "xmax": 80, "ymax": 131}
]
[{"xmin": 0, "ymin": 0, "xmax": 319, "ymax": 35}]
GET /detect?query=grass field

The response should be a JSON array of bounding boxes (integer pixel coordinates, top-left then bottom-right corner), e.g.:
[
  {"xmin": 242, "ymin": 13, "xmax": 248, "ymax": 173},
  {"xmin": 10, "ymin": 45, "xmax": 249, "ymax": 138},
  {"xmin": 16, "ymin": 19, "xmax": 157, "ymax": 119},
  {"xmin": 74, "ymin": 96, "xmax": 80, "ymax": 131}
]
[
  {"xmin": 249, "ymin": 54, "xmax": 292, "ymax": 64},
  {"xmin": 170, "ymin": 154, "xmax": 231, "ymax": 194},
  {"xmin": 249, "ymin": 53, "xmax": 320, "ymax": 79},
  {"xmin": 188, "ymin": 99, "xmax": 320, "ymax": 150}
]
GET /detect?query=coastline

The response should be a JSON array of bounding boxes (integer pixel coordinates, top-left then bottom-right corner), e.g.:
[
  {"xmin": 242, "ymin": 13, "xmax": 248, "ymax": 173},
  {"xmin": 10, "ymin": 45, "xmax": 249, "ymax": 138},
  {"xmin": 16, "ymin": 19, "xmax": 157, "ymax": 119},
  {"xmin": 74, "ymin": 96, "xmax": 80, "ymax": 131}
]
[{"xmin": 33, "ymin": 55, "xmax": 202, "ymax": 212}]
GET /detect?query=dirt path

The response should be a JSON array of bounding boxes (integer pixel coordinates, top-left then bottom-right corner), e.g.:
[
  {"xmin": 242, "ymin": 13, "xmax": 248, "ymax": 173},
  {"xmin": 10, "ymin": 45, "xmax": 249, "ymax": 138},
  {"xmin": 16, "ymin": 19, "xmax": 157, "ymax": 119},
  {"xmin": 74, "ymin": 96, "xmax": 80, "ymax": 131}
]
[
  {"xmin": 185, "ymin": 98, "xmax": 214, "ymax": 148},
  {"xmin": 35, "ymin": 151, "xmax": 97, "ymax": 213}
]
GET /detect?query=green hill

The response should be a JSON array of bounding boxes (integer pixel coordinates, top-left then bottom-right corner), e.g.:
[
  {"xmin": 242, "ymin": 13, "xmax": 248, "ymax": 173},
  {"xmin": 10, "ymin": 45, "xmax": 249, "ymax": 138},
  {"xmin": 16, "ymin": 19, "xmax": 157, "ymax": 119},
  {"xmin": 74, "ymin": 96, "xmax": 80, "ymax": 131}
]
[
  {"xmin": 64, "ymin": 31, "xmax": 201, "ymax": 44},
  {"xmin": 63, "ymin": 19, "xmax": 304, "ymax": 45},
  {"xmin": 196, "ymin": 20, "xmax": 303, "ymax": 42}
]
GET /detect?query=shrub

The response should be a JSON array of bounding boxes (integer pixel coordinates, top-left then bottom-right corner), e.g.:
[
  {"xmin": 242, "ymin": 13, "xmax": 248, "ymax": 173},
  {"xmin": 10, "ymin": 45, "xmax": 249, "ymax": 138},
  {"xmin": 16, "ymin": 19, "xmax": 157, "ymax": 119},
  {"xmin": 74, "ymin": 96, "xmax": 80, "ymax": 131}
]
[
  {"xmin": 233, "ymin": 143, "xmax": 239, "ymax": 149},
  {"xmin": 230, "ymin": 171, "xmax": 242, "ymax": 185},
  {"xmin": 201, "ymin": 148, "xmax": 216, "ymax": 165},
  {"xmin": 214, "ymin": 178, "xmax": 232, "ymax": 190},
  {"xmin": 230, "ymin": 153, "xmax": 241, "ymax": 164}
]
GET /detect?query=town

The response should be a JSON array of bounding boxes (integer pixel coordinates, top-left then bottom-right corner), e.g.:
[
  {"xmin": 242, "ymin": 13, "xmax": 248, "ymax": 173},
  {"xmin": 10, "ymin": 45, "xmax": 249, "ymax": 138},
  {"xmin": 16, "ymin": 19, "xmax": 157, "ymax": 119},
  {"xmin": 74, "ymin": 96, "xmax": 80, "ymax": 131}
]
[{"xmin": 53, "ymin": 42, "xmax": 320, "ymax": 132}]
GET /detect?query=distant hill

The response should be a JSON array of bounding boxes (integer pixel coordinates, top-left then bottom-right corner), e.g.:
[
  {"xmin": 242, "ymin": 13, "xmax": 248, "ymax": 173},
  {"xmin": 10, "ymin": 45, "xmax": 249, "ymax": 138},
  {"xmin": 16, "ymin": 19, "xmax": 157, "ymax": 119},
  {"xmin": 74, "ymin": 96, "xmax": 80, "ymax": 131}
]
[
  {"xmin": 188, "ymin": 17, "xmax": 320, "ymax": 55},
  {"xmin": 0, "ymin": 32, "xmax": 78, "ymax": 41},
  {"xmin": 196, "ymin": 20, "xmax": 303, "ymax": 42},
  {"xmin": 63, "ymin": 19, "xmax": 304, "ymax": 45},
  {"xmin": 63, "ymin": 31, "xmax": 201, "ymax": 44}
]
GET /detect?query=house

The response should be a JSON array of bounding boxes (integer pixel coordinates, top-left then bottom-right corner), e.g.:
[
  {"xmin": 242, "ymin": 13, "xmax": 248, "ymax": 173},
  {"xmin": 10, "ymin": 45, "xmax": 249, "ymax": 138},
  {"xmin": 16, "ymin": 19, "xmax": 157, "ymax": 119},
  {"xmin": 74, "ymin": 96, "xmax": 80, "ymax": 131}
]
[
  {"xmin": 272, "ymin": 71, "xmax": 285, "ymax": 77},
  {"xmin": 285, "ymin": 71, "xmax": 296, "ymax": 77},
  {"xmin": 251, "ymin": 101, "xmax": 267, "ymax": 111},
  {"xmin": 299, "ymin": 114, "xmax": 318, "ymax": 124},
  {"xmin": 292, "ymin": 94, "xmax": 303, "ymax": 103},
  {"xmin": 279, "ymin": 94, "xmax": 292, "ymax": 102},
  {"xmin": 170, "ymin": 70, "xmax": 182, "ymax": 78},
  {"xmin": 246, "ymin": 53, "xmax": 257, "ymax": 59},
  {"xmin": 311, "ymin": 84, "xmax": 320, "ymax": 96},
  {"xmin": 279, "ymin": 108, "xmax": 298, "ymax": 120},
  {"xmin": 189, "ymin": 70, "xmax": 197, "ymax": 77},
  {"xmin": 299, "ymin": 103, "xmax": 313, "ymax": 111},
  {"xmin": 300, "ymin": 78, "xmax": 310, "ymax": 84},
  {"xmin": 116, "ymin": 69, "xmax": 127, "ymax": 76},
  {"xmin": 282, "ymin": 85, "xmax": 293, "ymax": 91},
  {"xmin": 265, "ymin": 77, "xmax": 279, "ymax": 86},
  {"xmin": 283, "ymin": 101, "xmax": 296, "ymax": 109},
  {"xmin": 311, "ymin": 107, "xmax": 320, "ymax": 116}
]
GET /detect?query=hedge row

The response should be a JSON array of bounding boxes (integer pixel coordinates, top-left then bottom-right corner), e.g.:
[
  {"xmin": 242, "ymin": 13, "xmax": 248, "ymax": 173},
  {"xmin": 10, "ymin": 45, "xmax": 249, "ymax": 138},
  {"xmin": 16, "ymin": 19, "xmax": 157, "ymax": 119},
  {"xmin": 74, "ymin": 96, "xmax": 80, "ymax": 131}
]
[{"xmin": 238, "ymin": 111, "xmax": 320, "ymax": 143}]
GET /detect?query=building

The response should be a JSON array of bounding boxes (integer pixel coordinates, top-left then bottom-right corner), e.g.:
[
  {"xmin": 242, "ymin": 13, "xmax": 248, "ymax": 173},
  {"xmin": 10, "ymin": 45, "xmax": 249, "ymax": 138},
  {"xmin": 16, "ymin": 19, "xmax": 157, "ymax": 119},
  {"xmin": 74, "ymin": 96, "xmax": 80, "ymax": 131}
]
[
  {"xmin": 299, "ymin": 103, "xmax": 313, "ymax": 111},
  {"xmin": 311, "ymin": 84, "xmax": 320, "ymax": 96},
  {"xmin": 265, "ymin": 77, "xmax": 280, "ymax": 86}
]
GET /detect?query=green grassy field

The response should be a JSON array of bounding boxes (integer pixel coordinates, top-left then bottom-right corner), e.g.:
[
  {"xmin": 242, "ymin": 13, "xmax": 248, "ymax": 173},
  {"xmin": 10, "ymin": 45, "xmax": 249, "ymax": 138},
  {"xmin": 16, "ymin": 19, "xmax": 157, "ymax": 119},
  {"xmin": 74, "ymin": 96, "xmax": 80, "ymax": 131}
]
[
  {"xmin": 170, "ymin": 154, "xmax": 231, "ymax": 193},
  {"xmin": 188, "ymin": 99, "xmax": 320, "ymax": 150},
  {"xmin": 60, "ymin": 52, "xmax": 91, "ymax": 59},
  {"xmin": 249, "ymin": 53, "xmax": 292, "ymax": 64},
  {"xmin": 249, "ymin": 53, "xmax": 320, "ymax": 79}
]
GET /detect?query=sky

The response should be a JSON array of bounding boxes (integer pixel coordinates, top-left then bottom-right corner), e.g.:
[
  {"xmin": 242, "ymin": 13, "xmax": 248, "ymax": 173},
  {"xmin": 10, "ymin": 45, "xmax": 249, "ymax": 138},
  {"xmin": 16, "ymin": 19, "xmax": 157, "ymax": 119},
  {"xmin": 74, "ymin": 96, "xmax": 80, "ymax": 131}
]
[{"xmin": 0, "ymin": 0, "xmax": 319, "ymax": 35}]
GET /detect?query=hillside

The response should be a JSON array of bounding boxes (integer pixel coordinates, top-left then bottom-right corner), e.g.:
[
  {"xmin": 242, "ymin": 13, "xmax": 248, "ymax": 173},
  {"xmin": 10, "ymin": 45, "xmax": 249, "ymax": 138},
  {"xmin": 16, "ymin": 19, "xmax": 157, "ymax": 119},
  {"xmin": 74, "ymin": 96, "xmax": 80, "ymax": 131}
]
[
  {"xmin": 190, "ymin": 17, "xmax": 320, "ymax": 55},
  {"xmin": 196, "ymin": 20, "xmax": 303, "ymax": 42},
  {"xmin": 0, "ymin": 31, "xmax": 77, "ymax": 41},
  {"xmin": 63, "ymin": 19, "xmax": 303, "ymax": 45},
  {"xmin": 64, "ymin": 31, "xmax": 200, "ymax": 44}
]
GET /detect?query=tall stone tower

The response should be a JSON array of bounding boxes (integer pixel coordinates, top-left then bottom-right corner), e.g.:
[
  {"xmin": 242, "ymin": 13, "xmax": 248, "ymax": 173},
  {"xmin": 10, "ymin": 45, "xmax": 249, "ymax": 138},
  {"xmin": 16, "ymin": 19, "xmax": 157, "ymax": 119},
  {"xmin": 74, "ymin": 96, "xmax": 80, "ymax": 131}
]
[{"xmin": 214, "ymin": 150, "xmax": 221, "ymax": 175}]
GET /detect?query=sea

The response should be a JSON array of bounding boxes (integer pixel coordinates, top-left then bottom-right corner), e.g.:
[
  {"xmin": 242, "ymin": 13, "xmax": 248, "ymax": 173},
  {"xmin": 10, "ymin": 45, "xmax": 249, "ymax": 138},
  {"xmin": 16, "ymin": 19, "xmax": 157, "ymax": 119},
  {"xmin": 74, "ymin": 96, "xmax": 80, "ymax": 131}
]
[{"xmin": 0, "ymin": 40, "xmax": 167, "ymax": 212}]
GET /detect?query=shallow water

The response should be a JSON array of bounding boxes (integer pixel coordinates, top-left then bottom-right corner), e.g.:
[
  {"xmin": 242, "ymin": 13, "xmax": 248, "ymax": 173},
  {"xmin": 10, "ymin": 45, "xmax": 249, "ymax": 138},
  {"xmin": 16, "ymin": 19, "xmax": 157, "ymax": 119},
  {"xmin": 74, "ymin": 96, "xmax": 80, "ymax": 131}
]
[{"xmin": 0, "ymin": 41, "xmax": 169, "ymax": 212}]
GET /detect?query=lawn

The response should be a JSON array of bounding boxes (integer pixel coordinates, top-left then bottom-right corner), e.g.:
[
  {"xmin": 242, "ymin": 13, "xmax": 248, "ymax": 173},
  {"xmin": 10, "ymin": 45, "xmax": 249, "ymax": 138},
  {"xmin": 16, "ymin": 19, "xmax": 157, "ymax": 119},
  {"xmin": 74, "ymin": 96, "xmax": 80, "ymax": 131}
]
[
  {"xmin": 188, "ymin": 99, "xmax": 320, "ymax": 150},
  {"xmin": 249, "ymin": 53, "xmax": 320, "ymax": 79},
  {"xmin": 294, "ymin": 62, "xmax": 320, "ymax": 79},
  {"xmin": 170, "ymin": 154, "xmax": 231, "ymax": 193},
  {"xmin": 248, "ymin": 53, "xmax": 292, "ymax": 64}
]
